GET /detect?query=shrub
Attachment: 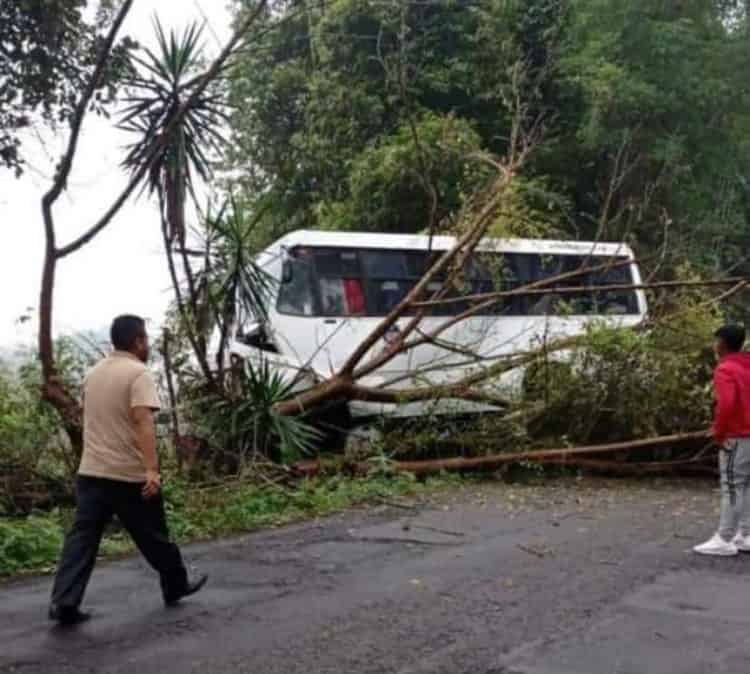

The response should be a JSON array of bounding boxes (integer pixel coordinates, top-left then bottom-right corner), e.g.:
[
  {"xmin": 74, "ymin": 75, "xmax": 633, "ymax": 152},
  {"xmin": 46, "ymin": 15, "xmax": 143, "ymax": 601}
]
[{"xmin": 0, "ymin": 515, "xmax": 64, "ymax": 575}]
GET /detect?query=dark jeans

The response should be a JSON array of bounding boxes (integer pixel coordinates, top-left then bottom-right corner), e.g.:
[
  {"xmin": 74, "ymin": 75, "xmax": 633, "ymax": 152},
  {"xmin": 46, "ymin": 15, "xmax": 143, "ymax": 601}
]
[{"xmin": 51, "ymin": 475, "xmax": 189, "ymax": 609}]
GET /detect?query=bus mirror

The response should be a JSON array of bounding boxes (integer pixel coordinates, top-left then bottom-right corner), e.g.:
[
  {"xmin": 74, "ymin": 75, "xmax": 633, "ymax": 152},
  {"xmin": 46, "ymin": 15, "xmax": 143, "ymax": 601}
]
[{"xmin": 281, "ymin": 259, "xmax": 293, "ymax": 283}]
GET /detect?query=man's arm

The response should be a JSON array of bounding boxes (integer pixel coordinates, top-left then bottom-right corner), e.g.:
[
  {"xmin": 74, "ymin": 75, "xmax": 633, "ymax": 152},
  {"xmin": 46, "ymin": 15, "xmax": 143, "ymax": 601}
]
[
  {"xmin": 131, "ymin": 406, "xmax": 161, "ymax": 498},
  {"xmin": 713, "ymin": 366, "xmax": 737, "ymax": 446}
]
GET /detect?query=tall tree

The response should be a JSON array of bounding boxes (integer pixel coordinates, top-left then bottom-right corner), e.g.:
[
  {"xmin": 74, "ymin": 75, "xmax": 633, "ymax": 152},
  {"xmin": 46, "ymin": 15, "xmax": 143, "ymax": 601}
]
[
  {"xmin": 226, "ymin": 0, "xmax": 539, "ymax": 240},
  {"xmin": 552, "ymin": 0, "xmax": 750, "ymax": 264},
  {"xmin": 0, "ymin": 0, "xmax": 134, "ymax": 174},
  {"xmin": 226, "ymin": 0, "xmax": 750, "ymax": 275},
  {"xmin": 36, "ymin": 0, "xmax": 271, "ymax": 455}
]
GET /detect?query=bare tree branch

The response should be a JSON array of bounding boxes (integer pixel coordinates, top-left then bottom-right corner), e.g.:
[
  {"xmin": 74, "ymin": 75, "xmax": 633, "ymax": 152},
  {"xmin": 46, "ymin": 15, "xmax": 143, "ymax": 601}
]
[
  {"xmin": 40, "ymin": 0, "xmax": 135, "ymax": 385},
  {"xmin": 43, "ymin": 0, "xmax": 134, "ymax": 210},
  {"xmin": 348, "ymin": 383, "xmax": 509, "ymax": 408}
]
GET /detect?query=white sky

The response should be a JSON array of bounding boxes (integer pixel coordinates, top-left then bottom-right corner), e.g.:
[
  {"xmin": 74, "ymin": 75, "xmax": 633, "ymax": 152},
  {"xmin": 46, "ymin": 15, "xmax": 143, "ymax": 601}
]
[{"xmin": 0, "ymin": 1, "xmax": 233, "ymax": 347}]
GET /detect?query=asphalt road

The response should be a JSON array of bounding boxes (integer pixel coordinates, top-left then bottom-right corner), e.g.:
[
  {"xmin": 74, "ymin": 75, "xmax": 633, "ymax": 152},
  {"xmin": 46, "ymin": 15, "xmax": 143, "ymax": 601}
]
[{"xmin": 2, "ymin": 477, "xmax": 749, "ymax": 674}]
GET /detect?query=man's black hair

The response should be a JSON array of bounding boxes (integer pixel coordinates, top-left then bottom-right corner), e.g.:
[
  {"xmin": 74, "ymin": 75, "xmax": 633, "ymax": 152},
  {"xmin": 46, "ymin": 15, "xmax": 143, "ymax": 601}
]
[
  {"xmin": 110, "ymin": 315, "xmax": 146, "ymax": 351},
  {"xmin": 715, "ymin": 324, "xmax": 746, "ymax": 353}
]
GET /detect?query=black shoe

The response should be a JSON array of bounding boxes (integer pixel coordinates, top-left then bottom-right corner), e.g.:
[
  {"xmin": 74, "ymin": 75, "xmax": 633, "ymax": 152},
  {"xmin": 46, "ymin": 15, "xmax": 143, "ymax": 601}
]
[
  {"xmin": 49, "ymin": 605, "xmax": 91, "ymax": 626},
  {"xmin": 164, "ymin": 574, "xmax": 208, "ymax": 607}
]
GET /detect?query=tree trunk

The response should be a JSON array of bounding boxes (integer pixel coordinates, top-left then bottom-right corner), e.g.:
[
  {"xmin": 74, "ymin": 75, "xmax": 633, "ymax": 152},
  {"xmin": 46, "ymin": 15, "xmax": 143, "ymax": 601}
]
[
  {"xmin": 161, "ymin": 329, "xmax": 181, "ymax": 441},
  {"xmin": 40, "ymin": 202, "xmax": 83, "ymax": 457},
  {"xmin": 292, "ymin": 431, "xmax": 710, "ymax": 477}
]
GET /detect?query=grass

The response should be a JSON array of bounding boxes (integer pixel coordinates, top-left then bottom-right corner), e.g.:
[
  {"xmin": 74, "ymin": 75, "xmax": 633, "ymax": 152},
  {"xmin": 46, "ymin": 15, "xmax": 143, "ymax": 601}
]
[{"xmin": 0, "ymin": 473, "xmax": 457, "ymax": 578}]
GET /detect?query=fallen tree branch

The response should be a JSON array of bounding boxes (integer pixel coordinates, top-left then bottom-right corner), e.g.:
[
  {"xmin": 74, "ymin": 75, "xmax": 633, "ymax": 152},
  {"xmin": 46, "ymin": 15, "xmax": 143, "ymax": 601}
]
[
  {"xmin": 291, "ymin": 431, "xmax": 710, "ymax": 477},
  {"xmin": 392, "ymin": 431, "xmax": 710, "ymax": 475},
  {"xmin": 348, "ymin": 382, "xmax": 509, "ymax": 408}
]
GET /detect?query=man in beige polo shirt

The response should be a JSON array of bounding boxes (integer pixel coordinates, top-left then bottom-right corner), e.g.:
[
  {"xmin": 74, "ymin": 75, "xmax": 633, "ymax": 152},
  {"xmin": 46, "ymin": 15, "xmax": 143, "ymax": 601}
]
[{"xmin": 49, "ymin": 315, "xmax": 206, "ymax": 625}]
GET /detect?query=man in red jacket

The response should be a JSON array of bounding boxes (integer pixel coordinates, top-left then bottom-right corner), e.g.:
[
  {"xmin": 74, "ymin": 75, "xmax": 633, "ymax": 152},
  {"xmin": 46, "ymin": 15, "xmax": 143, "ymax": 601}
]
[{"xmin": 694, "ymin": 324, "xmax": 750, "ymax": 556}]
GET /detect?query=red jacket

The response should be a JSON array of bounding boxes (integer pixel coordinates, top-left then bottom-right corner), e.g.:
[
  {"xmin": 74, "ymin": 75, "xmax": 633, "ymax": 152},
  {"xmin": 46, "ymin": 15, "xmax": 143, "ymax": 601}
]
[{"xmin": 713, "ymin": 352, "xmax": 750, "ymax": 445}]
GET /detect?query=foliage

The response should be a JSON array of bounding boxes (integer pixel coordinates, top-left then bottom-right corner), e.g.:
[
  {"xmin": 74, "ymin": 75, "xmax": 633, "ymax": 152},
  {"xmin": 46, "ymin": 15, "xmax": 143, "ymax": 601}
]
[
  {"xmin": 227, "ymin": 0, "xmax": 540, "ymax": 241},
  {"xmin": 483, "ymin": 175, "xmax": 568, "ymax": 239},
  {"xmin": 0, "ymin": 472, "xmax": 450, "ymax": 576},
  {"xmin": 0, "ymin": 338, "xmax": 97, "ymax": 513},
  {"xmin": 0, "ymin": 0, "xmax": 135, "ymax": 174},
  {"xmin": 552, "ymin": 0, "xmax": 750, "ymax": 267},
  {"xmin": 0, "ymin": 515, "xmax": 64, "ymax": 575},
  {"xmin": 160, "ymin": 472, "xmax": 430, "ymax": 539},
  {"xmin": 522, "ymin": 283, "xmax": 721, "ymax": 446},
  {"xmin": 119, "ymin": 19, "xmax": 227, "ymax": 247},
  {"xmin": 182, "ymin": 358, "xmax": 320, "ymax": 468},
  {"xmin": 227, "ymin": 0, "xmax": 750, "ymax": 275},
  {"xmin": 317, "ymin": 113, "xmax": 489, "ymax": 234},
  {"xmin": 193, "ymin": 197, "xmax": 277, "ymax": 367},
  {"xmin": 0, "ymin": 363, "xmax": 58, "ymax": 473}
]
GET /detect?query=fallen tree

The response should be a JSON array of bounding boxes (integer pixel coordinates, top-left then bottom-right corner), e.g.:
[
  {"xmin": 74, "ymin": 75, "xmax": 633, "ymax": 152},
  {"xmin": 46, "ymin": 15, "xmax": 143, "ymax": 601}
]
[
  {"xmin": 157, "ymin": 41, "xmax": 741, "ymax": 475},
  {"xmin": 292, "ymin": 430, "xmax": 713, "ymax": 478}
]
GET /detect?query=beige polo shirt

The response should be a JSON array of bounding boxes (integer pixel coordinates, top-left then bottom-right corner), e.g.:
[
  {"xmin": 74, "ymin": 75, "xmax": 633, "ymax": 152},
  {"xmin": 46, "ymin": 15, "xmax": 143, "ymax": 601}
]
[{"xmin": 78, "ymin": 351, "xmax": 161, "ymax": 483}]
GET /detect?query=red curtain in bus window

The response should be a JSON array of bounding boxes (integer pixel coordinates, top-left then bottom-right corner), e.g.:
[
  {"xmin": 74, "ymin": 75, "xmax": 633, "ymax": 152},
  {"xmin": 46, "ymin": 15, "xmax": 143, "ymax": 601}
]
[{"xmin": 343, "ymin": 279, "xmax": 366, "ymax": 315}]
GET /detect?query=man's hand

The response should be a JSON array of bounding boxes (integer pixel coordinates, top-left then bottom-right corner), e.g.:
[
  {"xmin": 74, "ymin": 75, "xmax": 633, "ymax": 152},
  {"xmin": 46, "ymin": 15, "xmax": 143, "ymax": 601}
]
[
  {"xmin": 132, "ymin": 405, "xmax": 161, "ymax": 499},
  {"xmin": 143, "ymin": 469, "xmax": 161, "ymax": 499}
]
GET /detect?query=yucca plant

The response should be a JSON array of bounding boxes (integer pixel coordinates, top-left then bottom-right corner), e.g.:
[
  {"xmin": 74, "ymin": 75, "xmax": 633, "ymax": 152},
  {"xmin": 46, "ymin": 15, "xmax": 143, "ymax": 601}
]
[
  {"xmin": 118, "ymin": 18, "xmax": 228, "ymax": 247},
  {"xmin": 196, "ymin": 196, "xmax": 276, "ymax": 374},
  {"xmin": 118, "ymin": 19, "xmax": 273, "ymax": 389},
  {"xmin": 199, "ymin": 358, "xmax": 321, "ymax": 467}
]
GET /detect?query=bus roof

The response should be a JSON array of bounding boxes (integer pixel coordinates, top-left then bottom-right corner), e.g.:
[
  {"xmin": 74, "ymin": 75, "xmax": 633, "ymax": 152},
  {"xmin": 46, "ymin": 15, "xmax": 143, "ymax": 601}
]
[{"xmin": 269, "ymin": 230, "xmax": 635, "ymax": 258}]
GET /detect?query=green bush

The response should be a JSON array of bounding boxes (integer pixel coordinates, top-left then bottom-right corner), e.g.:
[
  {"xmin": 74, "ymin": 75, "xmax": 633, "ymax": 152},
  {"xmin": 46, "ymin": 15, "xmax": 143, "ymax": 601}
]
[
  {"xmin": 0, "ymin": 338, "xmax": 96, "ymax": 514},
  {"xmin": 181, "ymin": 358, "xmax": 321, "ymax": 471},
  {"xmin": 0, "ymin": 365, "xmax": 58, "ymax": 469},
  {"xmin": 0, "ymin": 472, "xmax": 447, "ymax": 577},
  {"xmin": 161, "ymin": 472, "xmax": 431, "ymax": 541},
  {"xmin": 524, "ymin": 283, "xmax": 720, "ymax": 446},
  {"xmin": 0, "ymin": 515, "xmax": 64, "ymax": 575}
]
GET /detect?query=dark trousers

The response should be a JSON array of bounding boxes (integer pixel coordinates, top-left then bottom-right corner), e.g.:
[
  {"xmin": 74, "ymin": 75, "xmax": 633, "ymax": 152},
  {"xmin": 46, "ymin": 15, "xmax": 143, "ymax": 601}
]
[{"xmin": 51, "ymin": 476, "xmax": 189, "ymax": 609}]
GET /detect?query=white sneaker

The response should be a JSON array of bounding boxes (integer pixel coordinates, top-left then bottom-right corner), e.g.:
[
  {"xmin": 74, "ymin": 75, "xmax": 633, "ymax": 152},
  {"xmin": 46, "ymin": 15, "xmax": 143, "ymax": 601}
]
[
  {"xmin": 693, "ymin": 533, "xmax": 738, "ymax": 556},
  {"xmin": 732, "ymin": 532, "xmax": 750, "ymax": 552}
]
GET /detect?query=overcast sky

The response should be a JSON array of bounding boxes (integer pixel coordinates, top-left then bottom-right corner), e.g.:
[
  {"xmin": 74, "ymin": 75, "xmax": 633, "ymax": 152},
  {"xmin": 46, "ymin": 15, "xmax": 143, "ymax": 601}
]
[{"xmin": 0, "ymin": 1, "xmax": 233, "ymax": 347}]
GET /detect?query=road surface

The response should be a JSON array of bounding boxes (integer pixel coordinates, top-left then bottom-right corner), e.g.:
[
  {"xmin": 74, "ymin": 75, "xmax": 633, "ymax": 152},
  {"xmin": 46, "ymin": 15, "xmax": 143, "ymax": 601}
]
[{"xmin": 2, "ymin": 477, "xmax": 748, "ymax": 674}]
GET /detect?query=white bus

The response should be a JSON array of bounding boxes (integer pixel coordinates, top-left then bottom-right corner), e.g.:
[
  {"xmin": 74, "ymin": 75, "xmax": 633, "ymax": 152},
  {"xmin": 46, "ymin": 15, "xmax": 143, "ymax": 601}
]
[{"xmin": 230, "ymin": 230, "xmax": 647, "ymax": 422}]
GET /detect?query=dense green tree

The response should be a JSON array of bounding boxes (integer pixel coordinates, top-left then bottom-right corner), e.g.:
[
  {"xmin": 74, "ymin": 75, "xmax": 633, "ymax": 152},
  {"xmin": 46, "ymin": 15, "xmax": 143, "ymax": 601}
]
[
  {"xmin": 0, "ymin": 0, "xmax": 134, "ymax": 174},
  {"xmin": 553, "ymin": 0, "xmax": 750, "ymax": 268},
  {"xmin": 226, "ymin": 0, "xmax": 750, "ymax": 273},
  {"xmin": 227, "ymin": 0, "xmax": 536, "ymax": 239}
]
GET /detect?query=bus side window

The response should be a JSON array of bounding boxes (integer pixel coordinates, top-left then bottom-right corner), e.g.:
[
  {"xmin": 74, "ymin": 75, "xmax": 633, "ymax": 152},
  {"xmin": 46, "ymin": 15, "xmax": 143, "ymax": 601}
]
[
  {"xmin": 520, "ymin": 254, "xmax": 592, "ymax": 316},
  {"xmin": 471, "ymin": 253, "xmax": 520, "ymax": 315},
  {"xmin": 592, "ymin": 257, "xmax": 638, "ymax": 314},
  {"xmin": 277, "ymin": 254, "xmax": 316, "ymax": 316},
  {"xmin": 513, "ymin": 254, "xmax": 544, "ymax": 315},
  {"xmin": 314, "ymin": 249, "xmax": 366, "ymax": 316},
  {"xmin": 559, "ymin": 255, "xmax": 594, "ymax": 315},
  {"xmin": 361, "ymin": 251, "xmax": 416, "ymax": 316},
  {"xmin": 319, "ymin": 277, "xmax": 367, "ymax": 316}
]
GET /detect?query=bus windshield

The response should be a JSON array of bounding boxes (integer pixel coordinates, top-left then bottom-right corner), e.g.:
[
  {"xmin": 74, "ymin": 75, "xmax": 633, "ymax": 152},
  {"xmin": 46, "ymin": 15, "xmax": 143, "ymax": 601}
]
[{"xmin": 277, "ymin": 246, "xmax": 639, "ymax": 318}]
